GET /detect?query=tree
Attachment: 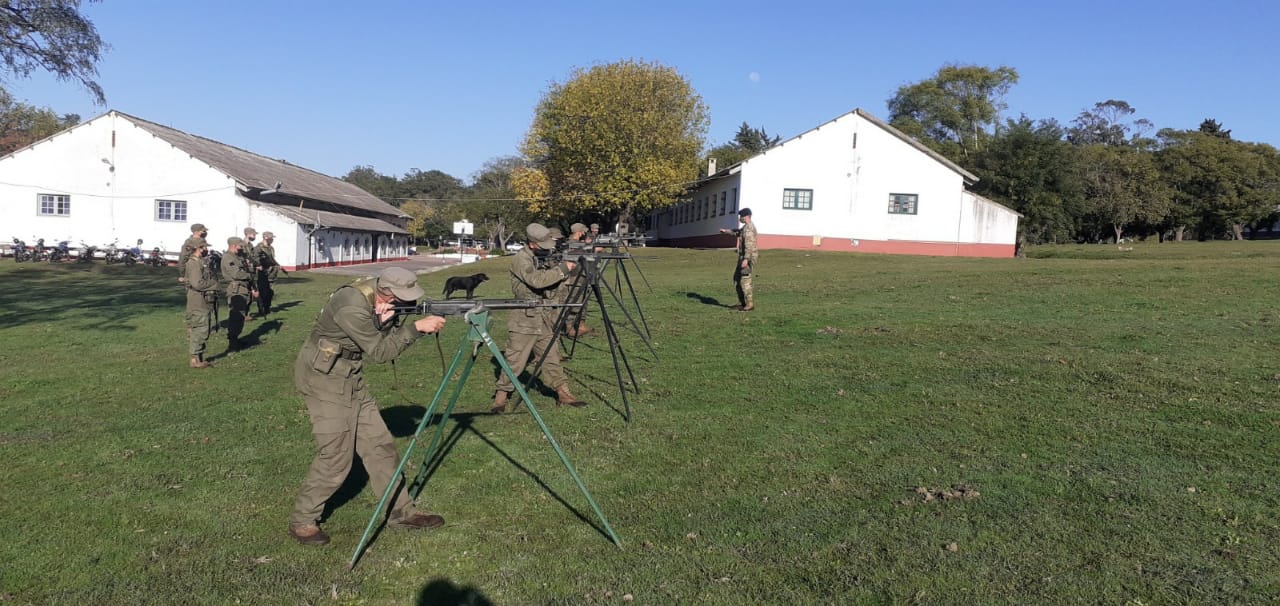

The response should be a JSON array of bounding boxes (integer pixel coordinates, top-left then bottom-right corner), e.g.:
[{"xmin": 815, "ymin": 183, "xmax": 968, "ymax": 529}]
[
  {"xmin": 1079, "ymin": 144, "xmax": 1169, "ymax": 243},
  {"xmin": 968, "ymin": 116, "xmax": 1084, "ymax": 244},
  {"xmin": 1157, "ymin": 129, "xmax": 1280, "ymax": 240},
  {"xmin": 705, "ymin": 122, "xmax": 781, "ymax": 174},
  {"xmin": 341, "ymin": 165, "xmax": 401, "ymax": 205},
  {"xmin": 886, "ymin": 64, "xmax": 1019, "ymax": 160},
  {"xmin": 399, "ymin": 168, "xmax": 465, "ymax": 201},
  {"xmin": 465, "ymin": 156, "xmax": 536, "ymax": 250},
  {"xmin": 0, "ymin": 0, "xmax": 108, "ymax": 104},
  {"xmin": 0, "ymin": 89, "xmax": 78, "ymax": 153},
  {"xmin": 1066, "ymin": 100, "xmax": 1153, "ymax": 147},
  {"xmin": 1198, "ymin": 118, "xmax": 1231, "ymax": 140},
  {"xmin": 515, "ymin": 59, "xmax": 710, "ymax": 224}
]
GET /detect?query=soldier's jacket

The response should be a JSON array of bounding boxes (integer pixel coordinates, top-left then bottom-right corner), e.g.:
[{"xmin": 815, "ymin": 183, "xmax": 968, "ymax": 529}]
[
  {"xmin": 178, "ymin": 236, "xmax": 200, "ymax": 274},
  {"xmin": 221, "ymin": 248, "xmax": 254, "ymax": 297},
  {"xmin": 292, "ymin": 280, "xmax": 422, "ymax": 398},
  {"xmin": 738, "ymin": 222, "xmax": 759, "ymax": 264},
  {"xmin": 184, "ymin": 255, "xmax": 220, "ymax": 311},
  {"xmin": 508, "ymin": 246, "xmax": 572, "ymax": 335},
  {"xmin": 255, "ymin": 242, "xmax": 280, "ymax": 281}
]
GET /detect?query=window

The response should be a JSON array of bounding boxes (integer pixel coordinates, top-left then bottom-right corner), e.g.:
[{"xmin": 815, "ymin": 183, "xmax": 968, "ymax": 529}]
[
  {"xmin": 888, "ymin": 193, "xmax": 918, "ymax": 215},
  {"xmin": 155, "ymin": 199, "xmax": 187, "ymax": 222},
  {"xmin": 720, "ymin": 192, "xmax": 727, "ymax": 215},
  {"xmin": 38, "ymin": 194, "xmax": 70, "ymax": 216},
  {"xmin": 732, "ymin": 188, "xmax": 738, "ymax": 213},
  {"xmin": 782, "ymin": 188, "xmax": 813, "ymax": 210}
]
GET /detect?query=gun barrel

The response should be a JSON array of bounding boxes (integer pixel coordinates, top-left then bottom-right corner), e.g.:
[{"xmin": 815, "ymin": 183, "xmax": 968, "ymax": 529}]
[{"xmin": 392, "ymin": 298, "xmax": 583, "ymax": 317}]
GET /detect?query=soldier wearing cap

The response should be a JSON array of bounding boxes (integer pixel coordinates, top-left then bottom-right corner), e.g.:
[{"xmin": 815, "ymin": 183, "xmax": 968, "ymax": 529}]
[
  {"xmin": 254, "ymin": 230, "xmax": 281, "ymax": 316},
  {"xmin": 288, "ymin": 267, "xmax": 448, "ymax": 546},
  {"xmin": 490, "ymin": 223, "xmax": 586, "ymax": 413},
  {"xmin": 178, "ymin": 223, "xmax": 209, "ymax": 282},
  {"xmin": 221, "ymin": 236, "xmax": 257, "ymax": 351},
  {"xmin": 587, "ymin": 223, "xmax": 601, "ymax": 244},
  {"xmin": 242, "ymin": 228, "xmax": 260, "ymax": 319},
  {"xmin": 184, "ymin": 236, "xmax": 219, "ymax": 368},
  {"xmin": 562, "ymin": 223, "xmax": 593, "ymax": 337},
  {"xmin": 719, "ymin": 207, "xmax": 758, "ymax": 311}
]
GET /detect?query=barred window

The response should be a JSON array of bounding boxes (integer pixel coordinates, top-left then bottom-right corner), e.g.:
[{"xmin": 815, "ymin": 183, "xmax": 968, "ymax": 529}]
[
  {"xmin": 782, "ymin": 188, "xmax": 813, "ymax": 210},
  {"xmin": 38, "ymin": 193, "xmax": 70, "ymax": 216},
  {"xmin": 156, "ymin": 199, "xmax": 188, "ymax": 222},
  {"xmin": 888, "ymin": 193, "xmax": 918, "ymax": 215}
]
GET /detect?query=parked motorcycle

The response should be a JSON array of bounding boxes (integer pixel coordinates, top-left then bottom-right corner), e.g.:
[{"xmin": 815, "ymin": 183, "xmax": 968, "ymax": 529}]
[
  {"xmin": 11, "ymin": 237, "xmax": 30, "ymax": 262},
  {"xmin": 77, "ymin": 240, "xmax": 98, "ymax": 263},
  {"xmin": 47, "ymin": 240, "xmax": 71, "ymax": 263}
]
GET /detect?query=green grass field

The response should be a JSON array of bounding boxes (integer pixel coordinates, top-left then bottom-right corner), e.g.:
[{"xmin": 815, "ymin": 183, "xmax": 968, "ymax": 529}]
[{"xmin": 1, "ymin": 242, "xmax": 1278, "ymax": 605}]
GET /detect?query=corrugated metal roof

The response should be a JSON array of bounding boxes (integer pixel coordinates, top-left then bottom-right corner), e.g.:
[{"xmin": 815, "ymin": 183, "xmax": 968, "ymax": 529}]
[
  {"xmin": 262, "ymin": 204, "xmax": 408, "ymax": 234},
  {"xmin": 116, "ymin": 111, "xmax": 408, "ymax": 219}
]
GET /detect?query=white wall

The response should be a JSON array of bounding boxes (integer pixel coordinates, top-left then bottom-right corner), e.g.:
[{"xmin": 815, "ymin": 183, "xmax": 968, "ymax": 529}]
[{"xmin": 959, "ymin": 193, "xmax": 1020, "ymax": 245}]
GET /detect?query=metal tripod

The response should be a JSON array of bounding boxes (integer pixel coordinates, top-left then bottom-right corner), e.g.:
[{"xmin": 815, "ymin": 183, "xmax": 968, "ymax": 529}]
[{"xmin": 348, "ymin": 306, "xmax": 620, "ymax": 570}]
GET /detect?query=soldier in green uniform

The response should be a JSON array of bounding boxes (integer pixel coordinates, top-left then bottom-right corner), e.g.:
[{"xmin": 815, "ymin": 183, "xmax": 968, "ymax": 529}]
[
  {"xmin": 563, "ymin": 222, "xmax": 593, "ymax": 337},
  {"xmin": 490, "ymin": 223, "xmax": 586, "ymax": 414},
  {"xmin": 719, "ymin": 207, "xmax": 758, "ymax": 311},
  {"xmin": 221, "ymin": 237, "xmax": 257, "ymax": 351},
  {"xmin": 177, "ymin": 223, "xmax": 208, "ymax": 283},
  {"xmin": 242, "ymin": 228, "xmax": 260, "ymax": 320},
  {"xmin": 254, "ymin": 231, "xmax": 282, "ymax": 317},
  {"xmin": 183, "ymin": 237, "xmax": 219, "ymax": 368},
  {"xmin": 288, "ymin": 267, "xmax": 448, "ymax": 546}
]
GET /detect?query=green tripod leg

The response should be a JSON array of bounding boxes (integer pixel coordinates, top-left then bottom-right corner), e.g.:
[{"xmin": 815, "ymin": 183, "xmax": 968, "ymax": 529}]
[
  {"xmin": 408, "ymin": 340, "xmax": 481, "ymax": 499},
  {"xmin": 348, "ymin": 309, "xmax": 620, "ymax": 571}
]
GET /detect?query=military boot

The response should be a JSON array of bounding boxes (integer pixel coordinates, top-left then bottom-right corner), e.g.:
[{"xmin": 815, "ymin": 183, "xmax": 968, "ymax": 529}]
[
  {"xmin": 555, "ymin": 385, "xmax": 587, "ymax": 408},
  {"xmin": 575, "ymin": 321, "xmax": 592, "ymax": 336},
  {"xmin": 190, "ymin": 355, "xmax": 210, "ymax": 369},
  {"xmin": 490, "ymin": 390, "xmax": 511, "ymax": 414},
  {"xmin": 288, "ymin": 524, "xmax": 330, "ymax": 546}
]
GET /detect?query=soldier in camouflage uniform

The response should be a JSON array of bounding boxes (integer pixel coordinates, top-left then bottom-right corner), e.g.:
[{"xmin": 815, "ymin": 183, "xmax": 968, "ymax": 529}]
[
  {"xmin": 242, "ymin": 228, "xmax": 260, "ymax": 320},
  {"xmin": 288, "ymin": 267, "xmax": 447, "ymax": 546},
  {"xmin": 221, "ymin": 237, "xmax": 257, "ymax": 351},
  {"xmin": 177, "ymin": 223, "xmax": 208, "ymax": 283},
  {"xmin": 254, "ymin": 231, "xmax": 281, "ymax": 316},
  {"xmin": 183, "ymin": 237, "xmax": 219, "ymax": 368},
  {"xmin": 719, "ymin": 207, "xmax": 758, "ymax": 311},
  {"xmin": 563, "ymin": 222, "xmax": 593, "ymax": 337},
  {"xmin": 490, "ymin": 223, "xmax": 586, "ymax": 414}
]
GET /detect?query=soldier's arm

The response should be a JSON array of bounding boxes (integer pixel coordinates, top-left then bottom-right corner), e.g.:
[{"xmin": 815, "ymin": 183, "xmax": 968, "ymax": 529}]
[
  {"xmin": 222, "ymin": 255, "xmax": 249, "ymax": 281},
  {"xmin": 745, "ymin": 228, "xmax": 759, "ymax": 262},
  {"xmin": 331, "ymin": 291, "xmax": 423, "ymax": 364},
  {"xmin": 513, "ymin": 254, "xmax": 571, "ymax": 290}
]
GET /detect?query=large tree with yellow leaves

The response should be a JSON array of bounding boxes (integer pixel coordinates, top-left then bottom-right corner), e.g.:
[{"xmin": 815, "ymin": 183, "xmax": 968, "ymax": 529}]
[{"xmin": 514, "ymin": 59, "xmax": 709, "ymax": 225}]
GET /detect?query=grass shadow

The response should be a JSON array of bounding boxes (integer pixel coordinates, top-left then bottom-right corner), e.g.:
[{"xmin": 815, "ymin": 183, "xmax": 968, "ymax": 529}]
[
  {"xmin": 0, "ymin": 264, "xmax": 184, "ymax": 329},
  {"xmin": 417, "ymin": 578, "xmax": 493, "ymax": 606}
]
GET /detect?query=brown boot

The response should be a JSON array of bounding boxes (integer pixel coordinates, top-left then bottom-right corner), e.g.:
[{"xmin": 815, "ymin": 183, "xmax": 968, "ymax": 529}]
[
  {"xmin": 190, "ymin": 355, "xmax": 210, "ymax": 369},
  {"xmin": 490, "ymin": 390, "xmax": 510, "ymax": 414},
  {"xmin": 288, "ymin": 524, "xmax": 330, "ymax": 546},
  {"xmin": 575, "ymin": 321, "xmax": 592, "ymax": 336},
  {"xmin": 555, "ymin": 385, "xmax": 587, "ymax": 408}
]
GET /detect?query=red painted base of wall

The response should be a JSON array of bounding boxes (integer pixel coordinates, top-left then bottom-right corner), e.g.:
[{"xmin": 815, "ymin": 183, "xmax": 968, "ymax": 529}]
[
  {"xmin": 286, "ymin": 256, "xmax": 410, "ymax": 271},
  {"xmin": 656, "ymin": 234, "xmax": 1014, "ymax": 258}
]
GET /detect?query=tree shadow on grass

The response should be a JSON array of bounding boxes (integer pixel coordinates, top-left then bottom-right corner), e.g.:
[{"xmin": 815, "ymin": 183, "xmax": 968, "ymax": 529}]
[
  {"xmin": 0, "ymin": 264, "xmax": 184, "ymax": 330},
  {"xmin": 417, "ymin": 578, "xmax": 493, "ymax": 606}
]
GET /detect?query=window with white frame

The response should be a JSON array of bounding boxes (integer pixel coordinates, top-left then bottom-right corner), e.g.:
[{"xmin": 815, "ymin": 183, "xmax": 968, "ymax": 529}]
[
  {"xmin": 38, "ymin": 193, "xmax": 70, "ymax": 216},
  {"xmin": 155, "ymin": 199, "xmax": 188, "ymax": 222},
  {"xmin": 888, "ymin": 193, "xmax": 918, "ymax": 215},
  {"xmin": 782, "ymin": 188, "xmax": 813, "ymax": 210}
]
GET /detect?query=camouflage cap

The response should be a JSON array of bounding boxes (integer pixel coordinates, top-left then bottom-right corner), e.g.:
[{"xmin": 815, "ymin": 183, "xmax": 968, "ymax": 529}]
[
  {"xmin": 548, "ymin": 227, "xmax": 564, "ymax": 239},
  {"xmin": 262, "ymin": 231, "xmax": 274, "ymax": 238},
  {"xmin": 191, "ymin": 223, "xmax": 207, "ymax": 233},
  {"xmin": 570, "ymin": 222, "xmax": 587, "ymax": 234},
  {"xmin": 191, "ymin": 236, "xmax": 208, "ymax": 248},
  {"xmin": 227, "ymin": 236, "xmax": 244, "ymax": 247},
  {"xmin": 378, "ymin": 267, "xmax": 425, "ymax": 302},
  {"xmin": 243, "ymin": 227, "xmax": 257, "ymax": 236},
  {"xmin": 526, "ymin": 223, "xmax": 556, "ymax": 248}
]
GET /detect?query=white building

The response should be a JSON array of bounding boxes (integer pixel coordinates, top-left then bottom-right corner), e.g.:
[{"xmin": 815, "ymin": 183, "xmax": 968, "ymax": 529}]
[
  {"xmin": 649, "ymin": 109, "xmax": 1020, "ymax": 257},
  {"xmin": 0, "ymin": 110, "xmax": 410, "ymax": 269}
]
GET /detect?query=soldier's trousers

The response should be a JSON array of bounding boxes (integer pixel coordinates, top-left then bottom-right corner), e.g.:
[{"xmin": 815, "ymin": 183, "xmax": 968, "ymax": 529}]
[
  {"xmin": 227, "ymin": 293, "xmax": 249, "ymax": 342},
  {"xmin": 734, "ymin": 260, "xmax": 754, "ymax": 306},
  {"xmin": 290, "ymin": 378, "xmax": 416, "ymax": 527},
  {"xmin": 256, "ymin": 275, "xmax": 274, "ymax": 315},
  {"xmin": 185, "ymin": 309, "xmax": 211, "ymax": 356},
  {"xmin": 495, "ymin": 330, "xmax": 567, "ymax": 393}
]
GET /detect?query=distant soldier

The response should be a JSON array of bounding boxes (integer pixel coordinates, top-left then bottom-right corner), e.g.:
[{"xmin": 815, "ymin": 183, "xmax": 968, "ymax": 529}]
[
  {"xmin": 587, "ymin": 223, "xmax": 601, "ymax": 243},
  {"xmin": 184, "ymin": 237, "xmax": 219, "ymax": 368},
  {"xmin": 490, "ymin": 223, "xmax": 586, "ymax": 413},
  {"xmin": 563, "ymin": 222, "xmax": 593, "ymax": 337},
  {"xmin": 719, "ymin": 207, "xmax": 758, "ymax": 311},
  {"xmin": 221, "ymin": 237, "xmax": 257, "ymax": 351},
  {"xmin": 255, "ymin": 231, "xmax": 283, "ymax": 316},
  {"xmin": 178, "ymin": 223, "xmax": 208, "ymax": 283},
  {"xmin": 243, "ymin": 227, "xmax": 260, "ymax": 320}
]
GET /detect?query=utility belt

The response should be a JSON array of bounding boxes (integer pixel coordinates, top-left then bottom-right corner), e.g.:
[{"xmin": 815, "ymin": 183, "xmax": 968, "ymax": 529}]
[{"xmin": 310, "ymin": 337, "xmax": 361, "ymax": 375}]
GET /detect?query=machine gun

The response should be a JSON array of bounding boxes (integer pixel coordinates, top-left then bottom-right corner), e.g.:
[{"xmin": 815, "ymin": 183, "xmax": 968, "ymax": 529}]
[{"xmin": 380, "ymin": 297, "xmax": 582, "ymax": 330}]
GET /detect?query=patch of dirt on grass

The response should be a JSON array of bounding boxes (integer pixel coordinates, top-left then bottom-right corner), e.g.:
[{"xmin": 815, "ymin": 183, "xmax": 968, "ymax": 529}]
[{"xmin": 900, "ymin": 484, "xmax": 982, "ymax": 505}]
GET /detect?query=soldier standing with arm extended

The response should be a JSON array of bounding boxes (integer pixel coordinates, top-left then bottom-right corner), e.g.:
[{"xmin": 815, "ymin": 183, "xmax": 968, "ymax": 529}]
[
  {"xmin": 490, "ymin": 223, "xmax": 586, "ymax": 414},
  {"xmin": 184, "ymin": 238, "xmax": 218, "ymax": 368},
  {"xmin": 719, "ymin": 207, "xmax": 758, "ymax": 311},
  {"xmin": 221, "ymin": 237, "xmax": 257, "ymax": 352},
  {"xmin": 288, "ymin": 267, "xmax": 448, "ymax": 546},
  {"xmin": 178, "ymin": 223, "xmax": 208, "ymax": 283},
  {"xmin": 255, "ymin": 231, "xmax": 281, "ymax": 317}
]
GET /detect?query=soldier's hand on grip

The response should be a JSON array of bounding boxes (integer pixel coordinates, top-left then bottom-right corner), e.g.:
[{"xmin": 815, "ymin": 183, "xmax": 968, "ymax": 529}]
[
  {"xmin": 375, "ymin": 301, "xmax": 396, "ymax": 324},
  {"xmin": 414, "ymin": 316, "xmax": 446, "ymax": 334}
]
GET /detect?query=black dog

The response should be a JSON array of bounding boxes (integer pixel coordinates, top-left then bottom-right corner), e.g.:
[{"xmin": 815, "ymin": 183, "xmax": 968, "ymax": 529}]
[{"xmin": 442, "ymin": 273, "xmax": 489, "ymax": 299}]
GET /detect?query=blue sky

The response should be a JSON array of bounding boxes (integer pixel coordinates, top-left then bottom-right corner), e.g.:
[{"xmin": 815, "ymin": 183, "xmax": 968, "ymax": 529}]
[{"xmin": 10, "ymin": 0, "xmax": 1278, "ymax": 182}]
